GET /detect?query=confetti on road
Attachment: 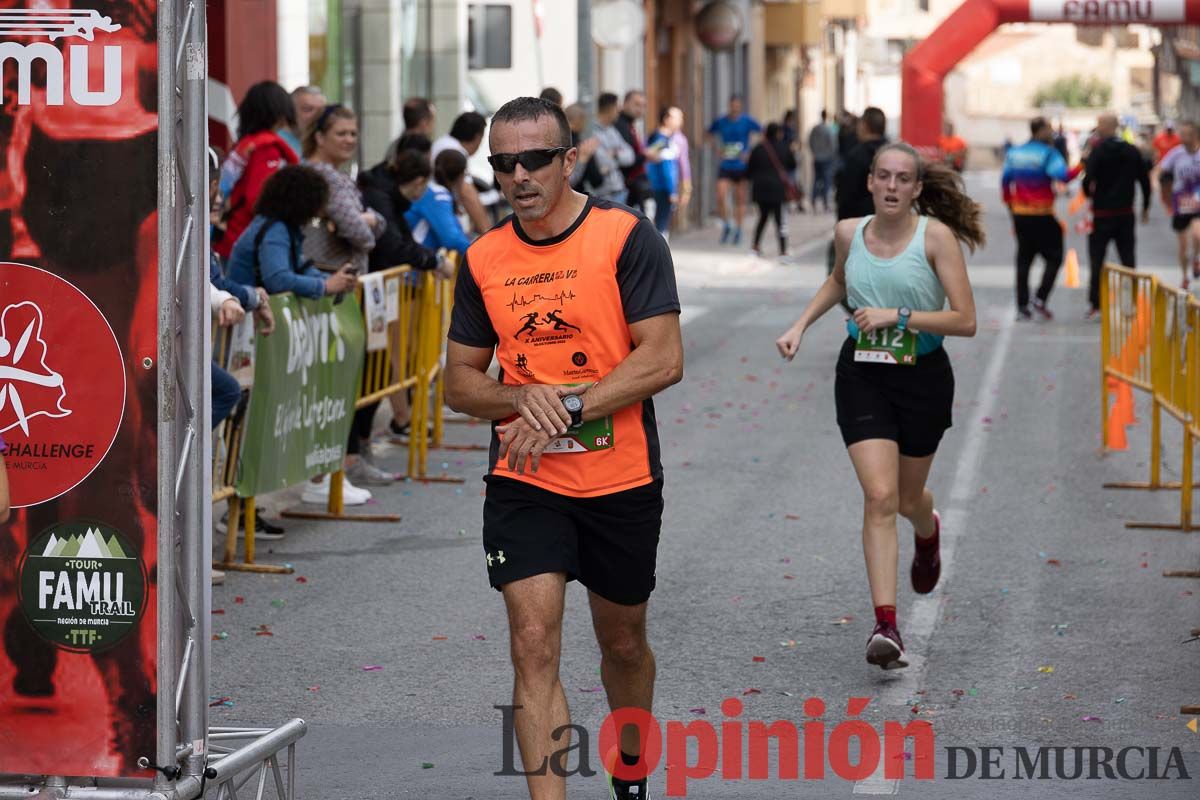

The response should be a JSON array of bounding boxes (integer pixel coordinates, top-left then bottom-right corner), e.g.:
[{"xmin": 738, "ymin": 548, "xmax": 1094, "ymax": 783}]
[
  {"xmin": 212, "ymin": 632, "xmax": 228, "ymax": 641},
  {"xmin": 209, "ymin": 697, "xmax": 234, "ymax": 708},
  {"xmin": 296, "ymin": 577, "xmax": 308, "ymax": 583},
  {"xmin": 254, "ymin": 625, "xmax": 273, "ymax": 637},
  {"xmin": 743, "ymin": 688, "xmax": 762, "ymax": 696},
  {"xmin": 271, "ymin": 599, "xmax": 286, "ymax": 608},
  {"xmin": 689, "ymin": 707, "xmax": 707, "ymax": 715},
  {"xmin": 422, "ymin": 763, "xmax": 435, "ymax": 769},
  {"xmin": 1082, "ymin": 716, "xmax": 1102, "ymax": 722},
  {"xmin": 212, "ymin": 609, "xmax": 225, "ymax": 615},
  {"xmin": 579, "ymin": 687, "xmax": 603, "ymax": 693},
  {"xmin": 1063, "ymin": 694, "xmax": 1078, "ymax": 700},
  {"xmin": 472, "ymin": 635, "xmax": 487, "ymax": 641},
  {"xmin": 235, "ymin": 596, "xmax": 245, "ymax": 604},
  {"xmin": 752, "ymin": 656, "xmax": 766, "ymax": 663},
  {"xmin": 1037, "ymin": 665, "xmax": 1055, "ymax": 674},
  {"xmin": 831, "ymin": 616, "xmax": 853, "ymax": 625},
  {"xmin": 432, "ymin": 636, "xmax": 448, "ymax": 641}
]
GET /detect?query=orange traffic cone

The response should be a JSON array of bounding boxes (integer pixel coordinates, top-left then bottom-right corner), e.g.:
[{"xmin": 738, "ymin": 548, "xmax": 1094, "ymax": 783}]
[
  {"xmin": 1064, "ymin": 248, "xmax": 1080, "ymax": 289},
  {"xmin": 1113, "ymin": 381, "xmax": 1132, "ymax": 424},
  {"xmin": 1108, "ymin": 401, "xmax": 1129, "ymax": 450}
]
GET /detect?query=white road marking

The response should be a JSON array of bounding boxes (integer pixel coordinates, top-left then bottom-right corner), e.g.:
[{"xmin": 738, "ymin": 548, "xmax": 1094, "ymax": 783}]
[{"xmin": 853, "ymin": 309, "xmax": 1016, "ymax": 795}]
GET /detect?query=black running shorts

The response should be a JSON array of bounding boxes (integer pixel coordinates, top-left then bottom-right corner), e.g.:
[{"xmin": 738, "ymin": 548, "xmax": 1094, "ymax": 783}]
[
  {"xmin": 1172, "ymin": 213, "xmax": 1200, "ymax": 232},
  {"xmin": 481, "ymin": 476, "xmax": 664, "ymax": 606},
  {"xmin": 834, "ymin": 337, "xmax": 955, "ymax": 458},
  {"xmin": 717, "ymin": 168, "xmax": 750, "ymax": 182}
]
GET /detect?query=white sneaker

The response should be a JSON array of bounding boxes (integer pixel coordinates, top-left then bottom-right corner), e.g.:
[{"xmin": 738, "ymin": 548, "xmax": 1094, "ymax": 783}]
[{"xmin": 301, "ymin": 474, "xmax": 372, "ymax": 506}]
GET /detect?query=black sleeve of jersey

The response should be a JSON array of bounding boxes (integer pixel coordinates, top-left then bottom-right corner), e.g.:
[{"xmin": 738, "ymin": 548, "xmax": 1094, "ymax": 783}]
[
  {"xmin": 616, "ymin": 217, "xmax": 682, "ymax": 325},
  {"xmin": 448, "ymin": 256, "xmax": 499, "ymax": 348}
]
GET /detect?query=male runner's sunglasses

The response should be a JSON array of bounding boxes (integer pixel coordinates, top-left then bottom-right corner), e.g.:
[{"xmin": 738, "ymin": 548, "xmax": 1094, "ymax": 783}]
[{"xmin": 487, "ymin": 147, "xmax": 568, "ymax": 174}]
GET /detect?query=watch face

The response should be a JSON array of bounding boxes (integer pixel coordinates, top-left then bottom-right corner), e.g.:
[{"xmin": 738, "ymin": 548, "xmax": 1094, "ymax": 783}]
[{"xmin": 563, "ymin": 395, "xmax": 583, "ymax": 412}]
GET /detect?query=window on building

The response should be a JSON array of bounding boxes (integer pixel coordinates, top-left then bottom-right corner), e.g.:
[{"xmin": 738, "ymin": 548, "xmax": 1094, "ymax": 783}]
[{"xmin": 468, "ymin": 4, "xmax": 512, "ymax": 70}]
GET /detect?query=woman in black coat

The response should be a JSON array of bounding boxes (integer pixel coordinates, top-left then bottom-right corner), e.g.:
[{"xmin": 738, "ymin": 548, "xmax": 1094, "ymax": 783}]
[{"xmin": 747, "ymin": 122, "xmax": 799, "ymax": 257}]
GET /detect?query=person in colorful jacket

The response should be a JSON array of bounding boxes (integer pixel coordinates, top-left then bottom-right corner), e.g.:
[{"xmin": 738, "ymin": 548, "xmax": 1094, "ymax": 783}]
[{"xmin": 1001, "ymin": 116, "xmax": 1083, "ymax": 320}]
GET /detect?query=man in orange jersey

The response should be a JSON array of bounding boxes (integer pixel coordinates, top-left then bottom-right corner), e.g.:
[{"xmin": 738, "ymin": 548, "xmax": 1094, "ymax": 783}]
[{"xmin": 446, "ymin": 96, "xmax": 683, "ymax": 800}]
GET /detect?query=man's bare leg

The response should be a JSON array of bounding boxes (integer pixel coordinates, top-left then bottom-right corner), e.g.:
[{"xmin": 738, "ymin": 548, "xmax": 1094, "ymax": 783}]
[
  {"xmin": 589, "ymin": 592, "xmax": 655, "ymax": 771},
  {"xmin": 504, "ymin": 573, "xmax": 570, "ymax": 800}
]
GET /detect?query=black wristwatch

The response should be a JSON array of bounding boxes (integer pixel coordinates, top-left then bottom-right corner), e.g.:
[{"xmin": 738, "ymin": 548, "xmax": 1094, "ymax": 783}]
[{"xmin": 562, "ymin": 394, "xmax": 584, "ymax": 428}]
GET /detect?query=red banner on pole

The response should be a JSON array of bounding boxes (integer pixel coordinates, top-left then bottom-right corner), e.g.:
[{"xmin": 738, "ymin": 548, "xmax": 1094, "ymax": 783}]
[{"xmin": 0, "ymin": 1, "xmax": 159, "ymax": 778}]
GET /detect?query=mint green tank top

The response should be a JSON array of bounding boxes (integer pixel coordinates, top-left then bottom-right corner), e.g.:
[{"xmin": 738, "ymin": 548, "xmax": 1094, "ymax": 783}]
[{"xmin": 844, "ymin": 215, "xmax": 946, "ymax": 355}]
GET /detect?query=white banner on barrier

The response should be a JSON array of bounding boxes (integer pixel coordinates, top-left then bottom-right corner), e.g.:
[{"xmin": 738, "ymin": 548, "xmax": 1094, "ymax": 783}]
[
  {"xmin": 1030, "ymin": 0, "xmax": 1184, "ymax": 23},
  {"xmin": 362, "ymin": 272, "xmax": 388, "ymax": 352}
]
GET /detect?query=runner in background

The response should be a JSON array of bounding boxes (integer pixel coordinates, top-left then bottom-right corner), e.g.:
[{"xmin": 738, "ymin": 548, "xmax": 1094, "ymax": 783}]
[
  {"xmin": 1157, "ymin": 121, "xmax": 1200, "ymax": 289},
  {"xmin": 776, "ymin": 143, "xmax": 982, "ymax": 670},
  {"xmin": 1082, "ymin": 112, "xmax": 1151, "ymax": 317},
  {"xmin": 646, "ymin": 107, "xmax": 682, "ymax": 239},
  {"xmin": 707, "ymin": 94, "xmax": 762, "ymax": 246},
  {"xmin": 938, "ymin": 121, "xmax": 968, "ymax": 173},
  {"xmin": 809, "ymin": 110, "xmax": 837, "ymax": 213},
  {"xmin": 1153, "ymin": 120, "xmax": 1181, "ymax": 164},
  {"xmin": 1001, "ymin": 116, "xmax": 1082, "ymax": 320}
]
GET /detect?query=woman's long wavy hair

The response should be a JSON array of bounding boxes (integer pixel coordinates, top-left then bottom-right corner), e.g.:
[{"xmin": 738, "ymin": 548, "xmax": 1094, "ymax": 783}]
[{"xmin": 871, "ymin": 142, "xmax": 986, "ymax": 253}]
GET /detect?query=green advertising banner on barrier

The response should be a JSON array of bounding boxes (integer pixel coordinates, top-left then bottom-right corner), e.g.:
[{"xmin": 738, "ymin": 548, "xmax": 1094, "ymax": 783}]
[{"xmin": 237, "ymin": 294, "xmax": 365, "ymax": 497}]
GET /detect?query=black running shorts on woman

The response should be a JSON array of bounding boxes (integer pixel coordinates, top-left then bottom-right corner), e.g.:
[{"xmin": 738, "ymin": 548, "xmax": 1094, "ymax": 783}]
[
  {"xmin": 834, "ymin": 337, "xmax": 954, "ymax": 457},
  {"xmin": 483, "ymin": 476, "xmax": 664, "ymax": 605}
]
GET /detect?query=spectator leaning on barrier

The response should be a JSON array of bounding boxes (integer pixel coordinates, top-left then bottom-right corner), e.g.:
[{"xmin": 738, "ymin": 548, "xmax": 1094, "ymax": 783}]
[
  {"xmin": 360, "ymin": 149, "xmax": 451, "ymax": 275},
  {"xmin": 226, "ymin": 166, "xmax": 358, "ymax": 299},
  {"xmin": 214, "ymin": 81, "xmax": 300, "ymax": 260},
  {"xmin": 406, "ymin": 149, "xmax": 472, "ymax": 255},
  {"xmin": 303, "ymin": 105, "xmax": 386, "ymax": 274}
]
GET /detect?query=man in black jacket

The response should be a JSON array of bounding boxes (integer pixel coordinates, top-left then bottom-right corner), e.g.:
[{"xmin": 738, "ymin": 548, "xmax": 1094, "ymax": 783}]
[
  {"xmin": 835, "ymin": 107, "xmax": 888, "ymax": 221},
  {"xmin": 1082, "ymin": 112, "xmax": 1151, "ymax": 318},
  {"xmin": 615, "ymin": 90, "xmax": 652, "ymax": 212}
]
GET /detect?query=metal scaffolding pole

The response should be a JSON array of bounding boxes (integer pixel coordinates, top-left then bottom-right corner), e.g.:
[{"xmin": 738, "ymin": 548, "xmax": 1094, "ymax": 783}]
[{"xmin": 0, "ymin": 4, "xmax": 304, "ymax": 796}]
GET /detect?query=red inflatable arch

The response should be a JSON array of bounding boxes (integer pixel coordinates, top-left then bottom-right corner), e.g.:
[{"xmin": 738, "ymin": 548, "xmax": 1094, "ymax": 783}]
[{"xmin": 902, "ymin": 0, "xmax": 1200, "ymax": 149}]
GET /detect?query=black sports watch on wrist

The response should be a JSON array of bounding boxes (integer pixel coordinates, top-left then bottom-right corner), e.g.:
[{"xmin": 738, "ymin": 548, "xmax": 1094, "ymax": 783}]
[{"xmin": 561, "ymin": 394, "xmax": 584, "ymax": 428}]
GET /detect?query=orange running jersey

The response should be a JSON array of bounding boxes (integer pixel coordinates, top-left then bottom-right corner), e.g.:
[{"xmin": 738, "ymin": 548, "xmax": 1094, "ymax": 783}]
[{"xmin": 448, "ymin": 197, "xmax": 680, "ymax": 497}]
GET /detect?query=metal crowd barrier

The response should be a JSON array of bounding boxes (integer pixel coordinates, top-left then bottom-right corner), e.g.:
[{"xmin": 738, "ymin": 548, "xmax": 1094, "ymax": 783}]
[
  {"xmin": 1099, "ymin": 264, "xmax": 1200, "ymax": 719},
  {"xmin": 214, "ymin": 256, "xmax": 467, "ymax": 565}
]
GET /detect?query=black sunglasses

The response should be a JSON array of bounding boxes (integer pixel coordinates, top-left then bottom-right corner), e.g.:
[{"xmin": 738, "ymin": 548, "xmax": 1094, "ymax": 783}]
[{"xmin": 488, "ymin": 147, "xmax": 568, "ymax": 174}]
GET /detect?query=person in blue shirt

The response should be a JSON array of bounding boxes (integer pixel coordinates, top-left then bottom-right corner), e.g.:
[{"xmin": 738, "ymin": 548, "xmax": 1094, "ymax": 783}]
[
  {"xmin": 227, "ymin": 165, "xmax": 359, "ymax": 298},
  {"xmin": 405, "ymin": 149, "xmax": 472, "ymax": 256},
  {"xmin": 707, "ymin": 95, "xmax": 762, "ymax": 246},
  {"xmin": 646, "ymin": 107, "xmax": 682, "ymax": 239}
]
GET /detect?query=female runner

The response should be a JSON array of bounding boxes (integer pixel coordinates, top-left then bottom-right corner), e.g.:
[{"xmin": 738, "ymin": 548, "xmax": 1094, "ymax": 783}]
[{"xmin": 776, "ymin": 142, "xmax": 983, "ymax": 669}]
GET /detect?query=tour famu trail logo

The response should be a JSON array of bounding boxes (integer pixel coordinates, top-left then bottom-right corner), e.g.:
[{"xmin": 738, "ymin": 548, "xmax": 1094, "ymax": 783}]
[
  {"xmin": 18, "ymin": 521, "xmax": 147, "ymax": 653},
  {"xmin": 0, "ymin": 301, "xmax": 70, "ymax": 436}
]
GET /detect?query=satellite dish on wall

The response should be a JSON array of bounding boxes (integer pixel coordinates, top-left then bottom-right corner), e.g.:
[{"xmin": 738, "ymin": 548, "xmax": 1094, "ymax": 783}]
[{"xmin": 592, "ymin": 0, "xmax": 646, "ymax": 50}]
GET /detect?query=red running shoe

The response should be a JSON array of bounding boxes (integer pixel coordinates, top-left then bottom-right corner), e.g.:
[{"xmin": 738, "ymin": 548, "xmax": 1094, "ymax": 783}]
[
  {"xmin": 866, "ymin": 621, "xmax": 909, "ymax": 670},
  {"xmin": 911, "ymin": 510, "xmax": 942, "ymax": 595}
]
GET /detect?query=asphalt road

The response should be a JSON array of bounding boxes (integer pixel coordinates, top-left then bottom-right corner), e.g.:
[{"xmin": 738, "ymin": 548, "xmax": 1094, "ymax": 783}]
[{"xmin": 209, "ymin": 171, "xmax": 1200, "ymax": 798}]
